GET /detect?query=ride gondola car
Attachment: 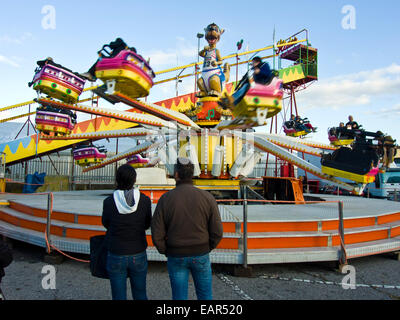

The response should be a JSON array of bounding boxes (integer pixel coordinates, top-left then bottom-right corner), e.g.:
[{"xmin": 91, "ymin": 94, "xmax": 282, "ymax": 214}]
[
  {"xmin": 73, "ymin": 144, "xmax": 107, "ymax": 167},
  {"xmin": 217, "ymin": 70, "xmax": 283, "ymax": 129},
  {"xmin": 35, "ymin": 104, "xmax": 76, "ymax": 136},
  {"xmin": 321, "ymin": 130, "xmax": 395, "ymax": 184},
  {"xmin": 328, "ymin": 124, "xmax": 359, "ymax": 146},
  {"xmin": 283, "ymin": 116, "xmax": 316, "ymax": 137},
  {"xmin": 233, "ymin": 79, "xmax": 283, "ymax": 122},
  {"xmin": 30, "ymin": 58, "xmax": 84, "ymax": 135},
  {"xmin": 94, "ymin": 48, "xmax": 155, "ymax": 101},
  {"xmin": 30, "ymin": 59, "xmax": 86, "ymax": 104},
  {"xmin": 126, "ymin": 154, "xmax": 150, "ymax": 168}
]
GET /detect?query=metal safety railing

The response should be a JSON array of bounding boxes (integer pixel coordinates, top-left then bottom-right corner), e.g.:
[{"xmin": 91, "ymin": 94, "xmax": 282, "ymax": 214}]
[
  {"xmin": 5, "ymin": 176, "xmax": 349, "ymax": 268},
  {"xmin": 217, "ymin": 185, "xmax": 347, "ymax": 268},
  {"xmin": 2, "ymin": 184, "xmax": 348, "ymax": 267}
]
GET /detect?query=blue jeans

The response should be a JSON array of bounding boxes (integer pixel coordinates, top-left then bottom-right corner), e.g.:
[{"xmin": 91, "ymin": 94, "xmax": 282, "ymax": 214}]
[
  {"xmin": 167, "ymin": 253, "xmax": 213, "ymax": 300},
  {"xmin": 106, "ymin": 251, "xmax": 148, "ymax": 300},
  {"xmin": 232, "ymin": 82, "xmax": 250, "ymax": 105}
]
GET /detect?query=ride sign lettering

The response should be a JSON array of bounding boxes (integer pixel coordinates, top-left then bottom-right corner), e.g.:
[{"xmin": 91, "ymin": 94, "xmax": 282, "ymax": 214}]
[{"xmin": 276, "ymin": 37, "xmax": 298, "ymax": 54}]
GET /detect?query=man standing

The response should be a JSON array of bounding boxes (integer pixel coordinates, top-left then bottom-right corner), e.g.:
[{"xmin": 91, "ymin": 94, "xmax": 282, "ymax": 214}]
[{"xmin": 151, "ymin": 158, "xmax": 223, "ymax": 300}]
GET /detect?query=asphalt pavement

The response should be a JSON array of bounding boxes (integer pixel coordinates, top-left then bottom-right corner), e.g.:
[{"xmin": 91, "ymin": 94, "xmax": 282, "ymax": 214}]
[{"xmin": 1, "ymin": 239, "xmax": 399, "ymax": 301}]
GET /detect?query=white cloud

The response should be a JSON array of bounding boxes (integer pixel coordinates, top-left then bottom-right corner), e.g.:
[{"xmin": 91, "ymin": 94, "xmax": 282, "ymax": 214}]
[
  {"xmin": 0, "ymin": 55, "xmax": 20, "ymax": 67},
  {"xmin": 0, "ymin": 32, "xmax": 33, "ymax": 68},
  {"xmin": 145, "ymin": 50, "xmax": 177, "ymax": 67},
  {"xmin": 143, "ymin": 37, "xmax": 198, "ymax": 69},
  {"xmin": 0, "ymin": 32, "xmax": 34, "ymax": 45},
  {"xmin": 370, "ymin": 104, "xmax": 400, "ymax": 116},
  {"xmin": 296, "ymin": 63, "xmax": 400, "ymax": 110},
  {"xmin": 151, "ymin": 77, "xmax": 195, "ymax": 100}
]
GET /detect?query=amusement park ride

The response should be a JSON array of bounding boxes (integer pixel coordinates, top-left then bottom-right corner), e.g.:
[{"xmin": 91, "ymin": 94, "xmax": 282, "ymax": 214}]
[
  {"xmin": 0, "ymin": 26, "xmax": 398, "ymax": 197},
  {"xmin": 1, "ymin": 25, "xmax": 400, "ymax": 266}
]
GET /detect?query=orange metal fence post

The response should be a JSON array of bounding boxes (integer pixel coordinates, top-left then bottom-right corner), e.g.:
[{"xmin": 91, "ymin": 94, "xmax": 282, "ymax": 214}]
[
  {"xmin": 338, "ymin": 201, "xmax": 347, "ymax": 266},
  {"xmin": 242, "ymin": 186, "xmax": 248, "ymax": 268},
  {"xmin": 46, "ymin": 193, "xmax": 52, "ymax": 254}
]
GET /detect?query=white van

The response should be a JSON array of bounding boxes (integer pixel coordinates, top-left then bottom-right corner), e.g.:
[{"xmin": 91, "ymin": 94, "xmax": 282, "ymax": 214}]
[{"xmin": 364, "ymin": 167, "xmax": 400, "ymax": 200}]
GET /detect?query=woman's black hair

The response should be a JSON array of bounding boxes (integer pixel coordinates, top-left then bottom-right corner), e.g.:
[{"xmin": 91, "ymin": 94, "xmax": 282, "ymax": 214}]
[{"xmin": 116, "ymin": 164, "xmax": 137, "ymax": 190}]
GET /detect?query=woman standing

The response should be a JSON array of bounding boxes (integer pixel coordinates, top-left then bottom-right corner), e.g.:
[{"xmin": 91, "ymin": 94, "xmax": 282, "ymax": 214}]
[
  {"xmin": 102, "ymin": 164, "xmax": 152, "ymax": 300},
  {"xmin": 0, "ymin": 237, "xmax": 13, "ymax": 300}
]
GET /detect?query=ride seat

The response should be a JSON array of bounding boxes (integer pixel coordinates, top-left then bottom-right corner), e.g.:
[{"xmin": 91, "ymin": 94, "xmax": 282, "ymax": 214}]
[{"xmin": 322, "ymin": 146, "xmax": 379, "ymax": 175}]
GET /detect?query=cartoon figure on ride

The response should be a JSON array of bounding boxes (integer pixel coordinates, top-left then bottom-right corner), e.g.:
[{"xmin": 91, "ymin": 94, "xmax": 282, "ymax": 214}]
[
  {"xmin": 126, "ymin": 154, "xmax": 150, "ymax": 168},
  {"xmin": 197, "ymin": 23, "xmax": 230, "ymax": 99},
  {"xmin": 283, "ymin": 114, "xmax": 317, "ymax": 137},
  {"xmin": 321, "ymin": 130, "xmax": 397, "ymax": 184},
  {"xmin": 29, "ymin": 57, "xmax": 85, "ymax": 135},
  {"xmin": 72, "ymin": 142, "xmax": 107, "ymax": 167},
  {"xmin": 91, "ymin": 38, "xmax": 155, "ymax": 102},
  {"xmin": 217, "ymin": 57, "xmax": 283, "ymax": 129}
]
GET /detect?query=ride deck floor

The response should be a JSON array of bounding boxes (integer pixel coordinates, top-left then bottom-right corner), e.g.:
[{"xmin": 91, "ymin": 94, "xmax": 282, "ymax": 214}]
[{"xmin": 2, "ymin": 190, "xmax": 399, "ymax": 222}]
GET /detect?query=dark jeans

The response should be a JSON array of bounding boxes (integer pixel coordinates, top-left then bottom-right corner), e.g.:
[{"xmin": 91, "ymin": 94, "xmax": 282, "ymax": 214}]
[
  {"xmin": 0, "ymin": 285, "xmax": 4, "ymax": 300},
  {"xmin": 106, "ymin": 251, "xmax": 148, "ymax": 300},
  {"xmin": 232, "ymin": 82, "xmax": 250, "ymax": 106},
  {"xmin": 296, "ymin": 123, "xmax": 307, "ymax": 131},
  {"xmin": 167, "ymin": 253, "xmax": 213, "ymax": 300}
]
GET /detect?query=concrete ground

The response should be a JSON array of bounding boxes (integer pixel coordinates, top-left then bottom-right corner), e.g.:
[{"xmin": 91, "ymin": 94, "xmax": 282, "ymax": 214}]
[
  {"xmin": 1, "ymin": 239, "xmax": 399, "ymax": 301},
  {"xmin": 1, "ymin": 191, "xmax": 399, "ymax": 318}
]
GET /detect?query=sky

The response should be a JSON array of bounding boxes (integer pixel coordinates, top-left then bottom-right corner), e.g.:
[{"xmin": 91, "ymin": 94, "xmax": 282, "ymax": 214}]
[{"xmin": 0, "ymin": 0, "xmax": 399, "ymax": 145}]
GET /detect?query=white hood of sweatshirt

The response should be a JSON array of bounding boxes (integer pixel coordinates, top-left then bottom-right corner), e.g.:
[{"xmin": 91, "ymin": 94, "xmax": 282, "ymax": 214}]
[{"xmin": 113, "ymin": 188, "xmax": 141, "ymax": 214}]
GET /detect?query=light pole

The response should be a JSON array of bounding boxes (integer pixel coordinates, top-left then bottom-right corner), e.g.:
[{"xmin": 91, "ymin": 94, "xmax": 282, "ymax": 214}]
[
  {"xmin": 175, "ymin": 68, "xmax": 184, "ymax": 97},
  {"xmin": 197, "ymin": 33, "xmax": 204, "ymax": 63},
  {"xmin": 195, "ymin": 33, "xmax": 204, "ymax": 96}
]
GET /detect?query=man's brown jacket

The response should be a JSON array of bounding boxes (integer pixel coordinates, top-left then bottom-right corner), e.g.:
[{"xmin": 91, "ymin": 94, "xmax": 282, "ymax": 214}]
[{"xmin": 151, "ymin": 181, "xmax": 223, "ymax": 256}]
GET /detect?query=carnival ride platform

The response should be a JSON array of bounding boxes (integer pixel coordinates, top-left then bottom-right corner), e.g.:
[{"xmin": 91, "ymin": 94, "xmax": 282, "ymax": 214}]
[
  {"xmin": 0, "ymin": 190, "xmax": 399, "ymax": 265},
  {"xmin": 1, "ymin": 32, "xmax": 398, "ymax": 265}
]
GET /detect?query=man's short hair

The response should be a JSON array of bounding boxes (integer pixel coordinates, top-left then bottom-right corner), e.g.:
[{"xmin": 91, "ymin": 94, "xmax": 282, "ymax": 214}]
[
  {"xmin": 116, "ymin": 164, "xmax": 137, "ymax": 190},
  {"xmin": 174, "ymin": 157, "xmax": 194, "ymax": 181},
  {"xmin": 252, "ymin": 56, "xmax": 262, "ymax": 64}
]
